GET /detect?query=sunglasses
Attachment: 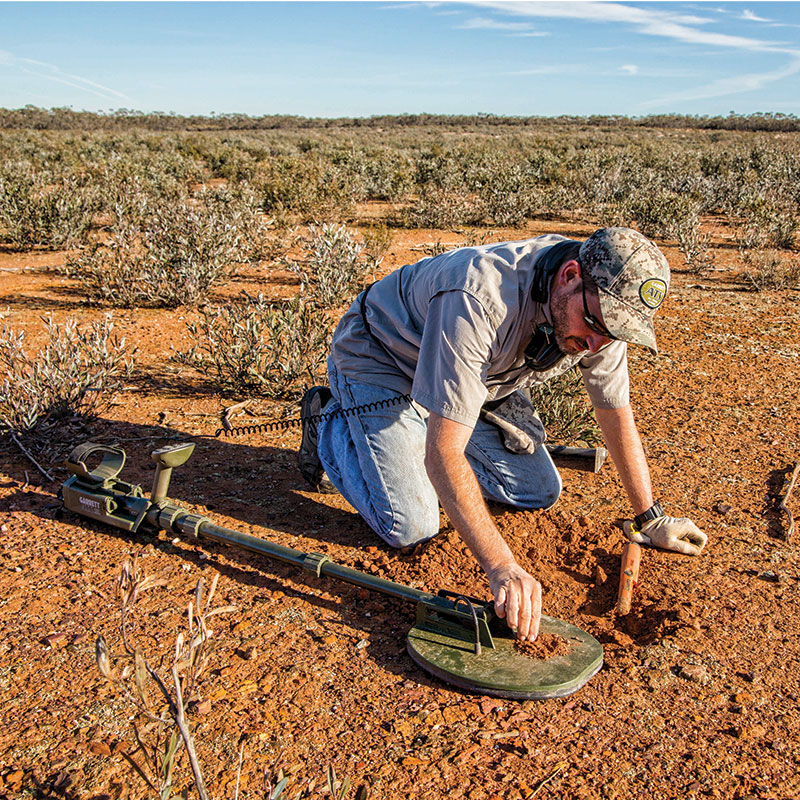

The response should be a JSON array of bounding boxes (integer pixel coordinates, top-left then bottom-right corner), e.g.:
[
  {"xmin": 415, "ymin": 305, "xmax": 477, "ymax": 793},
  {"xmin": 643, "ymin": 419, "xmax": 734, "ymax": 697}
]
[{"xmin": 579, "ymin": 267, "xmax": 617, "ymax": 340}]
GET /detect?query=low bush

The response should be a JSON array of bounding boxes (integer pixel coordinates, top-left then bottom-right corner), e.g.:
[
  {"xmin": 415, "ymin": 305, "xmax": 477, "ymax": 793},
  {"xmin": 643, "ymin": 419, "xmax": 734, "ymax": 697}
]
[
  {"xmin": 257, "ymin": 155, "xmax": 359, "ymax": 222},
  {"xmin": 361, "ymin": 222, "xmax": 394, "ymax": 260},
  {"xmin": 402, "ymin": 187, "xmax": 486, "ymax": 229},
  {"xmin": 0, "ymin": 314, "xmax": 134, "ymax": 434},
  {"xmin": 0, "ymin": 168, "xmax": 96, "ymax": 250},
  {"xmin": 740, "ymin": 201, "xmax": 798, "ymax": 251},
  {"xmin": 199, "ymin": 183, "xmax": 277, "ymax": 265},
  {"xmin": 739, "ymin": 249, "xmax": 800, "ymax": 291},
  {"xmin": 66, "ymin": 190, "xmax": 255, "ymax": 308},
  {"xmin": 181, "ymin": 293, "xmax": 332, "ymax": 396},
  {"xmin": 633, "ymin": 190, "xmax": 700, "ymax": 241},
  {"xmin": 529, "ymin": 368, "xmax": 602, "ymax": 445},
  {"xmin": 288, "ymin": 223, "xmax": 381, "ymax": 308},
  {"xmin": 676, "ymin": 214, "xmax": 714, "ymax": 273}
]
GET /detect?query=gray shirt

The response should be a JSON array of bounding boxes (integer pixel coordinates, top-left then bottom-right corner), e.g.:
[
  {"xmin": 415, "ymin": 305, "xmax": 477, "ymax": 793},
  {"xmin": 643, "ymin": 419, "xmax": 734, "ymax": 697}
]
[{"xmin": 329, "ymin": 235, "xmax": 630, "ymax": 427}]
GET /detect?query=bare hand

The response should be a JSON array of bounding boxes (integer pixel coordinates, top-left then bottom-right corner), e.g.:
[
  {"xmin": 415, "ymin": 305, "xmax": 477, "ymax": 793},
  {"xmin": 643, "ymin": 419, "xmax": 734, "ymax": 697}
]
[{"xmin": 488, "ymin": 562, "xmax": 542, "ymax": 641}]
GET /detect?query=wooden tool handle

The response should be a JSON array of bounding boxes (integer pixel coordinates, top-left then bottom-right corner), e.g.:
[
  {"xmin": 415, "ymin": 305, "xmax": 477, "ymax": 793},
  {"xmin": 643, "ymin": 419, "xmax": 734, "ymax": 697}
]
[{"xmin": 616, "ymin": 541, "xmax": 641, "ymax": 615}]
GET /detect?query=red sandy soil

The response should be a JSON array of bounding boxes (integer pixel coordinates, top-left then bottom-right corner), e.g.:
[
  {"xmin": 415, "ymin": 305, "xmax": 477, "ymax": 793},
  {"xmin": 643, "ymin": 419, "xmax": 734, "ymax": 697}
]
[{"xmin": 1, "ymin": 217, "xmax": 799, "ymax": 799}]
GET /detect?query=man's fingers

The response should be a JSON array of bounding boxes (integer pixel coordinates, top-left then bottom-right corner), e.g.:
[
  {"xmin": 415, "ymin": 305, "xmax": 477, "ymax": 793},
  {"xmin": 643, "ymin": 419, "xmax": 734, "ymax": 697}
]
[
  {"xmin": 622, "ymin": 519, "xmax": 651, "ymax": 546},
  {"xmin": 494, "ymin": 586, "xmax": 507, "ymax": 618},
  {"xmin": 506, "ymin": 587, "xmax": 521, "ymax": 633},
  {"xmin": 683, "ymin": 524, "xmax": 708, "ymax": 549},
  {"xmin": 688, "ymin": 533, "xmax": 707, "ymax": 548},
  {"xmin": 629, "ymin": 530, "xmax": 651, "ymax": 546},
  {"xmin": 529, "ymin": 583, "xmax": 542, "ymax": 641},
  {"xmin": 517, "ymin": 588, "xmax": 532, "ymax": 641},
  {"xmin": 488, "ymin": 566, "xmax": 543, "ymax": 639},
  {"xmin": 669, "ymin": 538, "xmax": 704, "ymax": 556}
]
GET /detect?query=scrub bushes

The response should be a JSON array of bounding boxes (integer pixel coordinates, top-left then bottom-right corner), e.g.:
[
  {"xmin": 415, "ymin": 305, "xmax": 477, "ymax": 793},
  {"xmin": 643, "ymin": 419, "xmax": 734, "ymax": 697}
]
[
  {"xmin": 0, "ymin": 314, "xmax": 134, "ymax": 435},
  {"xmin": 180, "ymin": 293, "xmax": 331, "ymax": 396},
  {"xmin": 529, "ymin": 368, "xmax": 602, "ymax": 446},
  {"xmin": 288, "ymin": 223, "xmax": 381, "ymax": 308},
  {"xmin": 257, "ymin": 155, "xmax": 360, "ymax": 222},
  {"xmin": 66, "ymin": 186, "xmax": 269, "ymax": 308},
  {"xmin": 0, "ymin": 168, "xmax": 97, "ymax": 250},
  {"xmin": 739, "ymin": 249, "xmax": 800, "ymax": 291}
]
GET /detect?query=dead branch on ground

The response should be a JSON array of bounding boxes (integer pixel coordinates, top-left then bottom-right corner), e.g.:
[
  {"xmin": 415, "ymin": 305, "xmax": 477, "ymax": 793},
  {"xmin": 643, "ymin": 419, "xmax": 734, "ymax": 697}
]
[{"xmin": 779, "ymin": 461, "xmax": 800, "ymax": 542}]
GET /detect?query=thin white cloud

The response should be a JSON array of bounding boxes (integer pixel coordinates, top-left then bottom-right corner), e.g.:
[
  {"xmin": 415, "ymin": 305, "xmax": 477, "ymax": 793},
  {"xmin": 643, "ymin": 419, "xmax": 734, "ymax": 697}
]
[
  {"xmin": 0, "ymin": 50, "xmax": 133, "ymax": 102},
  {"xmin": 741, "ymin": 9, "xmax": 772, "ymax": 24},
  {"xmin": 641, "ymin": 57, "xmax": 800, "ymax": 108},
  {"xmin": 459, "ymin": 16, "xmax": 537, "ymax": 32},
  {"xmin": 470, "ymin": 2, "xmax": 800, "ymax": 106},
  {"xmin": 508, "ymin": 63, "xmax": 693, "ymax": 80},
  {"xmin": 506, "ymin": 65, "xmax": 575, "ymax": 77},
  {"xmin": 475, "ymin": 1, "xmax": 798, "ymax": 55}
]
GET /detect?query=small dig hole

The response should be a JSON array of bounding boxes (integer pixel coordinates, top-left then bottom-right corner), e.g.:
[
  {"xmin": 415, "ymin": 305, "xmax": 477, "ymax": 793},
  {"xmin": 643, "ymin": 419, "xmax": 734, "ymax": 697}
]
[{"xmin": 514, "ymin": 633, "xmax": 572, "ymax": 660}]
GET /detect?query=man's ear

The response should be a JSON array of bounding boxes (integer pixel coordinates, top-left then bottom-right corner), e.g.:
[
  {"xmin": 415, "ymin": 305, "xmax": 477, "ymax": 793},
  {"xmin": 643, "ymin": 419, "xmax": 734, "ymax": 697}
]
[{"xmin": 555, "ymin": 259, "xmax": 581, "ymax": 289}]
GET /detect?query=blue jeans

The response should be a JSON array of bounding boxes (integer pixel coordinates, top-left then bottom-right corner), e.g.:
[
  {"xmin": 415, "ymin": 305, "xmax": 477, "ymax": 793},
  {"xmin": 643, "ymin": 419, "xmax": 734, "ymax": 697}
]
[{"xmin": 317, "ymin": 368, "xmax": 562, "ymax": 548}]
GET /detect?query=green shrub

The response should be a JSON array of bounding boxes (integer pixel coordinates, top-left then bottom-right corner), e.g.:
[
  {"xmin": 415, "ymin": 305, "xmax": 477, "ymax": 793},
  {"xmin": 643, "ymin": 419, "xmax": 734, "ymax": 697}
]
[
  {"xmin": 595, "ymin": 201, "xmax": 636, "ymax": 229},
  {"xmin": 67, "ymin": 194, "xmax": 245, "ymax": 308},
  {"xmin": 633, "ymin": 190, "xmax": 699, "ymax": 240},
  {"xmin": 740, "ymin": 200, "xmax": 798, "ymax": 250},
  {"xmin": 739, "ymin": 249, "xmax": 800, "ymax": 291},
  {"xmin": 676, "ymin": 214, "xmax": 714, "ymax": 273},
  {"xmin": 529, "ymin": 368, "xmax": 602, "ymax": 445},
  {"xmin": 361, "ymin": 222, "xmax": 394, "ymax": 260},
  {"xmin": 288, "ymin": 223, "xmax": 381, "ymax": 308},
  {"xmin": 199, "ymin": 182, "xmax": 276, "ymax": 265},
  {"xmin": 351, "ymin": 148, "xmax": 415, "ymax": 202},
  {"xmin": 257, "ymin": 155, "xmax": 358, "ymax": 222},
  {"xmin": 0, "ymin": 169, "xmax": 96, "ymax": 249},
  {"xmin": 182, "ymin": 293, "xmax": 332, "ymax": 396},
  {"xmin": 403, "ymin": 187, "xmax": 486, "ymax": 229},
  {"xmin": 0, "ymin": 314, "xmax": 134, "ymax": 434}
]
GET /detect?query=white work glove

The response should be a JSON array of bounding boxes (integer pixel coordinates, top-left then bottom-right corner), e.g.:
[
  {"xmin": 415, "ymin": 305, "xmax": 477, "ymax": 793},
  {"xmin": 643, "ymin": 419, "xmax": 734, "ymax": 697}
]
[{"xmin": 623, "ymin": 516, "xmax": 708, "ymax": 556}]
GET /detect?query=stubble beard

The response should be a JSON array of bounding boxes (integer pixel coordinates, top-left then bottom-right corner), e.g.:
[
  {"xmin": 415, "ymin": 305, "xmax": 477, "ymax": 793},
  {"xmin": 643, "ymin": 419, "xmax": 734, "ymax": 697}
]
[{"xmin": 550, "ymin": 285, "xmax": 587, "ymax": 355}]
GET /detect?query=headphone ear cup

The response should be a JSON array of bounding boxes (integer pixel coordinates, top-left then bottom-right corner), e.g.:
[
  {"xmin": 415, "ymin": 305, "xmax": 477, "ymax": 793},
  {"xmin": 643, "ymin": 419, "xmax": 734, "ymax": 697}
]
[
  {"xmin": 530, "ymin": 240, "xmax": 579, "ymax": 303},
  {"xmin": 523, "ymin": 324, "xmax": 566, "ymax": 371}
]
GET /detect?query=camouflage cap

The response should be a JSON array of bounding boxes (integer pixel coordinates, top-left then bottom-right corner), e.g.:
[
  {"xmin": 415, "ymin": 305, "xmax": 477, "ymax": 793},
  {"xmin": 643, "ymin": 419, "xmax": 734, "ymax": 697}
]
[{"xmin": 579, "ymin": 227, "xmax": 670, "ymax": 354}]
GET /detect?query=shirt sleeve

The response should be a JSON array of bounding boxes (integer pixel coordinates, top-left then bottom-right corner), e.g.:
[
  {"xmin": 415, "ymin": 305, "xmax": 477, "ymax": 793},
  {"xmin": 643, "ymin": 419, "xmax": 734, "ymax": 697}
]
[
  {"xmin": 579, "ymin": 339, "xmax": 630, "ymax": 409},
  {"xmin": 410, "ymin": 291, "xmax": 495, "ymax": 427}
]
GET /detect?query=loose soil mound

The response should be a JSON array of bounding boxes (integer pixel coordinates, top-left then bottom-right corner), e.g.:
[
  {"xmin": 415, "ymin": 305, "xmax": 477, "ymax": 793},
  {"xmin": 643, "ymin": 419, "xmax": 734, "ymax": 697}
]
[{"xmin": 514, "ymin": 633, "xmax": 572, "ymax": 660}]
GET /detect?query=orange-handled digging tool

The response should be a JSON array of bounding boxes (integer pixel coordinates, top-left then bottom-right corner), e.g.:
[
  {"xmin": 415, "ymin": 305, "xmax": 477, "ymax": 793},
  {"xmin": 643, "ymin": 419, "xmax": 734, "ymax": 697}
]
[{"xmin": 616, "ymin": 541, "xmax": 641, "ymax": 615}]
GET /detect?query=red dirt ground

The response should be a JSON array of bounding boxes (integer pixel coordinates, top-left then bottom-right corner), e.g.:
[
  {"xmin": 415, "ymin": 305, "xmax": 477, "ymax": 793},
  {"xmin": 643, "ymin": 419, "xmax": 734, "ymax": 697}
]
[{"xmin": 1, "ymin": 218, "xmax": 799, "ymax": 799}]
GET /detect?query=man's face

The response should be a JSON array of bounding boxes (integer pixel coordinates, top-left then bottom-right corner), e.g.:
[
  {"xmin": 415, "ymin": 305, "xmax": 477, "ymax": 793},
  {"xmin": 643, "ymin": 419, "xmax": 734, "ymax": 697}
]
[{"xmin": 550, "ymin": 261, "xmax": 616, "ymax": 355}]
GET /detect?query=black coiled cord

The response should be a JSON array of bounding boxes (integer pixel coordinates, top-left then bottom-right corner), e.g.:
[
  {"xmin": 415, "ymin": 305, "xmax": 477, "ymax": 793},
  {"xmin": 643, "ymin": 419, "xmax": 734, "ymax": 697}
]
[{"xmin": 215, "ymin": 393, "xmax": 412, "ymax": 438}]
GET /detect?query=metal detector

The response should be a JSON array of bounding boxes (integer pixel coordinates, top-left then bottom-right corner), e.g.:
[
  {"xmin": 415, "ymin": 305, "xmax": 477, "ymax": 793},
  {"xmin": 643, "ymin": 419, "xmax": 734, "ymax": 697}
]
[{"xmin": 60, "ymin": 442, "xmax": 603, "ymax": 699}]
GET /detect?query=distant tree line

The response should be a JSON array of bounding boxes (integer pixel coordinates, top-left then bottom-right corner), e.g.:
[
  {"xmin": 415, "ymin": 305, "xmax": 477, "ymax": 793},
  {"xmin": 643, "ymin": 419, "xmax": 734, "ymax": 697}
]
[{"xmin": 2, "ymin": 105, "xmax": 800, "ymax": 132}]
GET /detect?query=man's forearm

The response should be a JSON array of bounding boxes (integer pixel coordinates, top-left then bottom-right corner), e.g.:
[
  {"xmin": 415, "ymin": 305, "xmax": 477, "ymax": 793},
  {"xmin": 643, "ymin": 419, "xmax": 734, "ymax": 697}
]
[
  {"xmin": 424, "ymin": 418, "xmax": 514, "ymax": 572},
  {"xmin": 594, "ymin": 404, "xmax": 654, "ymax": 516},
  {"xmin": 424, "ymin": 412, "xmax": 543, "ymax": 640}
]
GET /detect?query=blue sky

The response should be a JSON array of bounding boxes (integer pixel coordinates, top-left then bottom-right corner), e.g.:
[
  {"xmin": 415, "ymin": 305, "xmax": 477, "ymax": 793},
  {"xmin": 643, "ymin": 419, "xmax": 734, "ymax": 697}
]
[{"xmin": 2, "ymin": 1, "xmax": 800, "ymax": 117}]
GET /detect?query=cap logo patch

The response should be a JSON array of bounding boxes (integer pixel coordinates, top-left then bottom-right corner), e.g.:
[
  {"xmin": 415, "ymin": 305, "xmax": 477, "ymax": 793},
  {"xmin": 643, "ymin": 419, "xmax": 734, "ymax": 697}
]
[{"xmin": 639, "ymin": 278, "xmax": 667, "ymax": 309}]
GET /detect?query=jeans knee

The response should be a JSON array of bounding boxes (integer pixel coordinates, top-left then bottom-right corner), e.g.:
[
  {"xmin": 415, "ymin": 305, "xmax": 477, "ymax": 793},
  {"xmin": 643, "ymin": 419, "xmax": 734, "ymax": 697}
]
[
  {"xmin": 507, "ymin": 468, "xmax": 562, "ymax": 510},
  {"xmin": 540, "ymin": 476, "xmax": 562, "ymax": 510},
  {"xmin": 373, "ymin": 511, "xmax": 440, "ymax": 549}
]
